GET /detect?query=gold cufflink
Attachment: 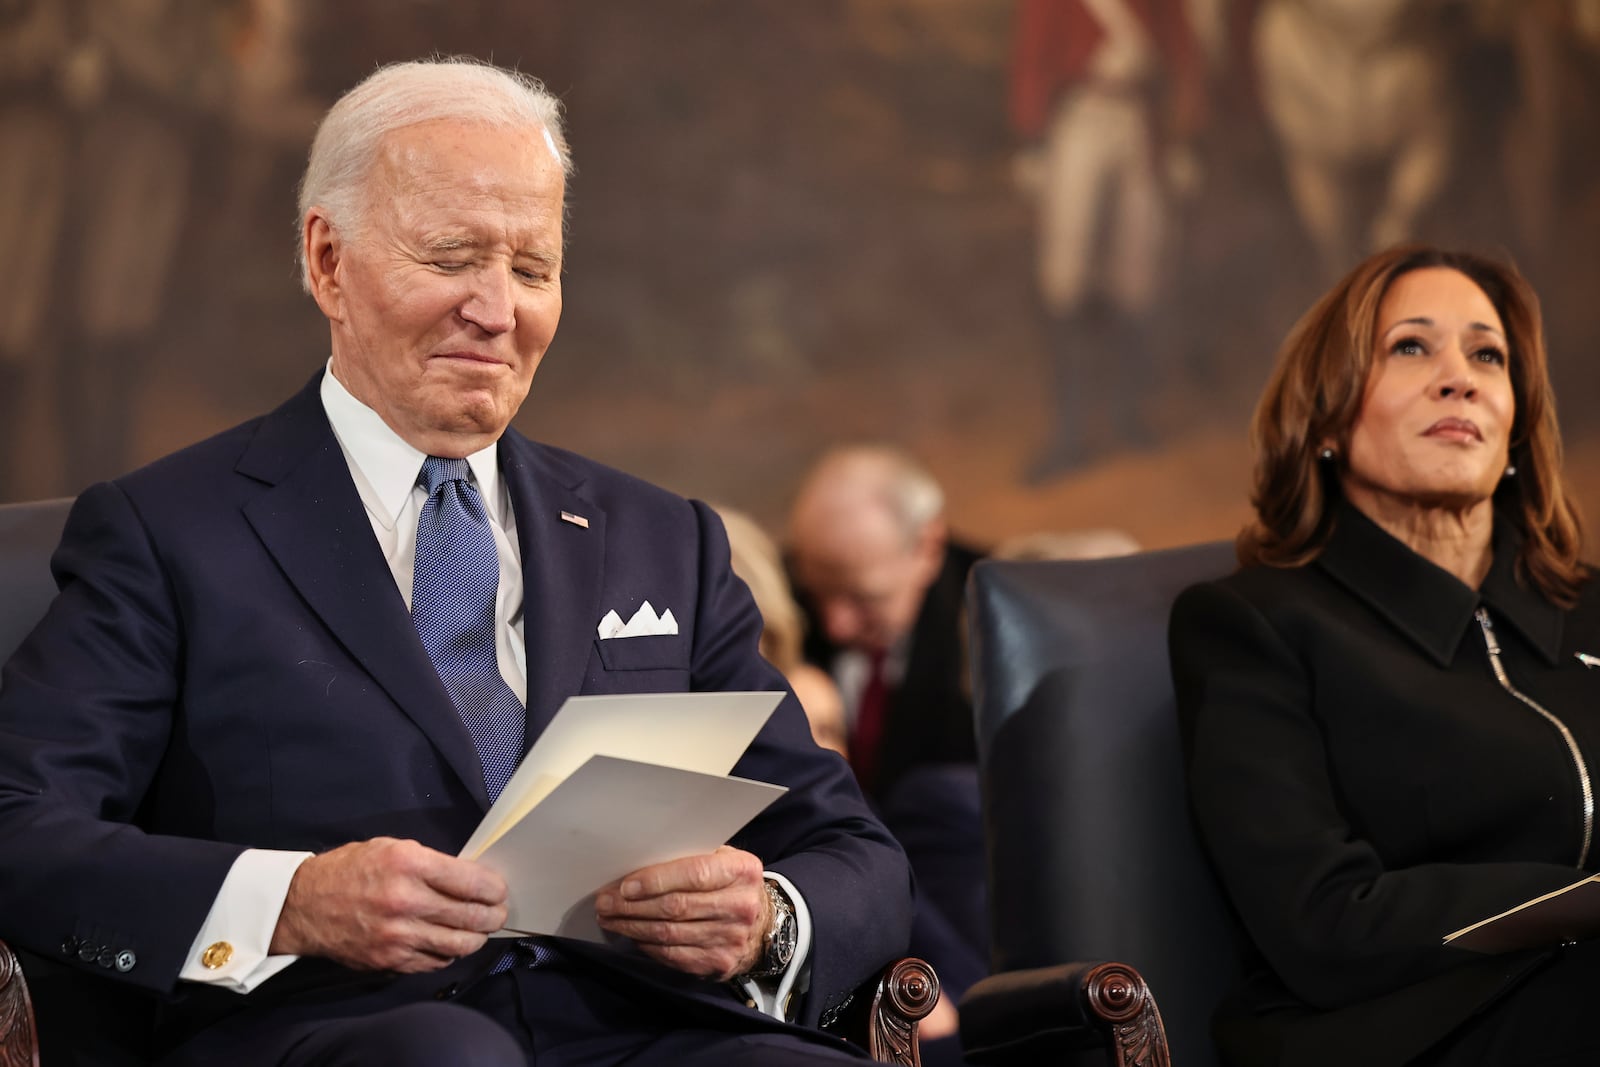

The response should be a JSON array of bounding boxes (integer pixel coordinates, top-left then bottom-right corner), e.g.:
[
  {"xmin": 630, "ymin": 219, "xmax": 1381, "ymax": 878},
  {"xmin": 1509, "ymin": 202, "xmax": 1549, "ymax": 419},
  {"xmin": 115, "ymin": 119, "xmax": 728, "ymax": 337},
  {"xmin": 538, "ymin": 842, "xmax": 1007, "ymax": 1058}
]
[{"xmin": 201, "ymin": 941, "xmax": 234, "ymax": 969}]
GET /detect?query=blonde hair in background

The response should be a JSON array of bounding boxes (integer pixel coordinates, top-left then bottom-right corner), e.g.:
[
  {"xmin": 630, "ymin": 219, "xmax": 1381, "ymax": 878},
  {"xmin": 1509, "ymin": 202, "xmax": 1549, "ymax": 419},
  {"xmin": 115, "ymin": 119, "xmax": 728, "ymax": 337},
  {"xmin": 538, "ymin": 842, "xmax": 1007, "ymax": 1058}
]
[{"xmin": 715, "ymin": 505, "xmax": 805, "ymax": 676}]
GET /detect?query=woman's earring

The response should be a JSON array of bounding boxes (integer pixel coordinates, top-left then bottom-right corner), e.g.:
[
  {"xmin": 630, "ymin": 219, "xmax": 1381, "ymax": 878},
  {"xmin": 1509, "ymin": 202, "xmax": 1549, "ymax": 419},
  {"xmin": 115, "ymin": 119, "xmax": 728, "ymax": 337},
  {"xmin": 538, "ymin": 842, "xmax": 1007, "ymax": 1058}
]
[
  {"xmin": 1505, "ymin": 463, "xmax": 1517, "ymax": 478},
  {"xmin": 1319, "ymin": 447, "xmax": 1336, "ymax": 461}
]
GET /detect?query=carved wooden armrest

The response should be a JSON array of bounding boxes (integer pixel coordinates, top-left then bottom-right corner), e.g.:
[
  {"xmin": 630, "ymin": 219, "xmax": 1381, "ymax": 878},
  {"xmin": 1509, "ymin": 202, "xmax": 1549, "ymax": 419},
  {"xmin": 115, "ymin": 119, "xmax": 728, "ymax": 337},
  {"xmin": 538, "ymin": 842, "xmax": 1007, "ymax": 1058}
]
[
  {"xmin": 0, "ymin": 938, "xmax": 40, "ymax": 1067},
  {"xmin": 958, "ymin": 960, "xmax": 1169, "ymax": 1067},
  {"xmin": 822, "ymin": 956, "xmax": 941, "ymax": 1065}
]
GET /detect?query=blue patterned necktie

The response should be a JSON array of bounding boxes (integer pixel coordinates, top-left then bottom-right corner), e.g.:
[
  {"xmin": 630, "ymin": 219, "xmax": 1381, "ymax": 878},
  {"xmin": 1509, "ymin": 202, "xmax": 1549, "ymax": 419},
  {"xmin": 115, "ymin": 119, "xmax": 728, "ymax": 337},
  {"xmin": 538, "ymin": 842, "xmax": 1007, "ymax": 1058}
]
[{"xmin": 412, "ymin": 456, "xmax": 526, "ymax": 801}]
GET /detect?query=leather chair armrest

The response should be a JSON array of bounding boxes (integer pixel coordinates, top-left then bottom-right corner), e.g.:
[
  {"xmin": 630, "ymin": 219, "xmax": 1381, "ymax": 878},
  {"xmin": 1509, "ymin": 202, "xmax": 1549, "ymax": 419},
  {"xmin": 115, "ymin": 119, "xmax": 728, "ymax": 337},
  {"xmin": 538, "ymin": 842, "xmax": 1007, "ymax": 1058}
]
[
  {"xmin": 959, "ymin": 961, "xmax": 1169, "ymax": 1067},
  {"xmin": 0, "ymin": 938, "xmax": 40, "ymax": 1067},
  {"xmin": 822, "ymin": 956, "xmax": 941, "ymax": 1065}
]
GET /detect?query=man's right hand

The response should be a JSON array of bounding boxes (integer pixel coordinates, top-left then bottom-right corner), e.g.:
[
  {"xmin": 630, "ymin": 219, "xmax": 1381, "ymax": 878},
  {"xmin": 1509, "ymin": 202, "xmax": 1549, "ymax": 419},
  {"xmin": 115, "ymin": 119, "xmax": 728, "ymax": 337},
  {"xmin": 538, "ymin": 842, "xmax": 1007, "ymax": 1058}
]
[{"xmin": 269, "ymin": 837, "xmax": 508, "ymax": 972}]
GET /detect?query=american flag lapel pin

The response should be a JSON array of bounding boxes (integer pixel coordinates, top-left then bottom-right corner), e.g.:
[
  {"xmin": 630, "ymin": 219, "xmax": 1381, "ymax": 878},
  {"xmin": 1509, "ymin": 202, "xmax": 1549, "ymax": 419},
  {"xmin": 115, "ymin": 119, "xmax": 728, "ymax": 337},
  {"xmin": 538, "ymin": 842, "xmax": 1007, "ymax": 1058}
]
[
  {"xmin": 560, "ymin": 510, "xmax": 590, "ymax": 529},
  {"xmin": 1577, "ymin": 653, "xmax": 1600, "ymax": 669}
]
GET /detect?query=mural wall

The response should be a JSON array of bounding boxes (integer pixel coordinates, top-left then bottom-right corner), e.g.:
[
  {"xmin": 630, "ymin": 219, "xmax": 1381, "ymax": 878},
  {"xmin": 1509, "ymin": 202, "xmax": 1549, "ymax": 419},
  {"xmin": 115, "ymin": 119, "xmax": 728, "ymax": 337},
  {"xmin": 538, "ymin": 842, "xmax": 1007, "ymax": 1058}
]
[{"xmin": 4, "ymin": 0, "xmax": 1600, "ymax": 552}]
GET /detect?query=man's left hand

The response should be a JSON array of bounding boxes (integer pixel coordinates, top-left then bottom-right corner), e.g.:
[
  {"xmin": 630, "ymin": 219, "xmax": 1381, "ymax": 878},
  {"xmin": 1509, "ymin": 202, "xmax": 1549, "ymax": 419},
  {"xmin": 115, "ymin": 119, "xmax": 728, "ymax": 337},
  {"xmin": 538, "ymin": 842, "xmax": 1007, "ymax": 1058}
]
[{"xmin": 594, "ymin": 845, "xmax": 770, "ymax": 981}]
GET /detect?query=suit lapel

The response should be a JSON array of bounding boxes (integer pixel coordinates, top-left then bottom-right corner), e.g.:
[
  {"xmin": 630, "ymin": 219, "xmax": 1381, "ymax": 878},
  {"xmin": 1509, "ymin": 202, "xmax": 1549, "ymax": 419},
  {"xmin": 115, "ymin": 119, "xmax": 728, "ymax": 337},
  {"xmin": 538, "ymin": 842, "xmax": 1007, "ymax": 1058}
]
[
  {"xmin": 236, "ymin": 378, "xmax": 490, "ymax": 808},
  {"xmin": 499, "ymin": 433, "xmax": 607, "ymax": 739}
]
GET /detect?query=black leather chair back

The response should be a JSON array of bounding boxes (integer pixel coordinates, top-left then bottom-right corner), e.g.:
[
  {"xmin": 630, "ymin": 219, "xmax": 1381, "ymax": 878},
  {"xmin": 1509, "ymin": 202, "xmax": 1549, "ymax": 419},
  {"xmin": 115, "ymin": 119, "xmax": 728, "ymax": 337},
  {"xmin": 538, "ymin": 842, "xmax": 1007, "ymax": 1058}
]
[
  {"xmin": 0, "ymin": 497, "xmax": 73, "ymax": 671},
  {"xmin": 967, "ymin": 541, "xmax": 1239, "ymax": 1067}
]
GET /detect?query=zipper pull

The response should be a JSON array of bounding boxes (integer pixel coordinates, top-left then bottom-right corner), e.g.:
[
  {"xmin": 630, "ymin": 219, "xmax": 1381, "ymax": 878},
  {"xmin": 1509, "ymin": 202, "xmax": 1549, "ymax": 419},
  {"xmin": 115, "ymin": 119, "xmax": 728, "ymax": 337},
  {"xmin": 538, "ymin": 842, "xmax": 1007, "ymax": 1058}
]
[{"xmin": 1474, "ymin": 607, "xmax": 1502, "ymax": 656}]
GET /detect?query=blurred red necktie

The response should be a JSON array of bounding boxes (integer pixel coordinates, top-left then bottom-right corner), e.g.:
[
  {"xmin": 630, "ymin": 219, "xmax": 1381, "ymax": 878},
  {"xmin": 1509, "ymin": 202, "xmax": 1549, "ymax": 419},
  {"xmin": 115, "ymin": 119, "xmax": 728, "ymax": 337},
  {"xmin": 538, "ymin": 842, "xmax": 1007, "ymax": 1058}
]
[{"xmin": 850, "ymin": 649, "xmax": 889, "ymax": 790}]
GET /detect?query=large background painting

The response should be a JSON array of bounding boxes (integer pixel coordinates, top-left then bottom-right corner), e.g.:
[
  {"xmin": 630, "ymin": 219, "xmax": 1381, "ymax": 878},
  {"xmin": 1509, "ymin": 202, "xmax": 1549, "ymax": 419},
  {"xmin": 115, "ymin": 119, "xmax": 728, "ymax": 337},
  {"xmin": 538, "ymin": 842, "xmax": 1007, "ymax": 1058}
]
[{"xmin": 4, "ymin": 0, "xmax": 1600, "ymax": 553}]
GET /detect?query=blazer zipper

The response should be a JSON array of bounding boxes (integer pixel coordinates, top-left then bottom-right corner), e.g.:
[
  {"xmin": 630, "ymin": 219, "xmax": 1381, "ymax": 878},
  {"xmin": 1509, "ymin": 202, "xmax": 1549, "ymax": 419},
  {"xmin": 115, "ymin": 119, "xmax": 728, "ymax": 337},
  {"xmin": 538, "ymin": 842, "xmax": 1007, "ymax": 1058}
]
[{"xmin": 1475, "ymin": 607, "xmax": 1594, "ymax": 867}]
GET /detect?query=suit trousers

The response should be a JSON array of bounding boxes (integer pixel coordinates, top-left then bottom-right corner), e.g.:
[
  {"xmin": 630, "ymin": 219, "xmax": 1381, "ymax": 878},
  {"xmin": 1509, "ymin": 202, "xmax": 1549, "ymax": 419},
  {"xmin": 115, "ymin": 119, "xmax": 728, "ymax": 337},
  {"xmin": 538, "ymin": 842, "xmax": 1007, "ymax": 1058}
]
[{"xmin": 160, "ymin": 956, "xmax": 870, "ymax": 1067}]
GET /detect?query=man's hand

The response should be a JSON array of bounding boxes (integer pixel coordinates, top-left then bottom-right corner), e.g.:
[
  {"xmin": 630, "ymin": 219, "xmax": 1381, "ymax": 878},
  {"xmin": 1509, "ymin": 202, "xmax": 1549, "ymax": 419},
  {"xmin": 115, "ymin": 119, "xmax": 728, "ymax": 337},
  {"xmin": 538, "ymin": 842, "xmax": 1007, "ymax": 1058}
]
[
  {"xmin": 594, "ymin": 845, "xmax": 771, "ymax": 981},
  {"xmin": 269, "ymin": 837, "xmax": 508, "ymax": 973}
]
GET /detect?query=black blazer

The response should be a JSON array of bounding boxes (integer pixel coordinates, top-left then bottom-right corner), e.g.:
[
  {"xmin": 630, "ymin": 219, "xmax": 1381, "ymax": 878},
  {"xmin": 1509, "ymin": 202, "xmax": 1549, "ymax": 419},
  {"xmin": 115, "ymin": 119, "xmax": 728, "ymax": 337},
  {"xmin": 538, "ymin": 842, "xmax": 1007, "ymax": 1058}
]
[
  {"xmin": 800, "ymin": 540, "xmax": 983, "ymax": 800},
  {"xmin": 1170, "ymin": 504, "xmax": 1600, "ymax": 1067}
]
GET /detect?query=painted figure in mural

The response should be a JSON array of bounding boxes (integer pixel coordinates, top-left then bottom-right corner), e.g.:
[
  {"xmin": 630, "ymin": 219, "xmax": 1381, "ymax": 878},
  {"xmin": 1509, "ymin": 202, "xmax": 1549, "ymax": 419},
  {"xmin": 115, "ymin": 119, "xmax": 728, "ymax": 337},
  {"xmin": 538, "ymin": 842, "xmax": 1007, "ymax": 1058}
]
[
  {"xmin": 1252, "ymin": 0, "xmax": 1459, "ymax": 280},
  {"xmin": 1010, "ymin": 0, "xmax": 1209, "ymax": 482},
  {"xmin": 1173, "ymin": 245, "xmax": 1600, "ymax": 1066},
  {"xmin": 1483, "ymin": 0, "xmax": 1600, "ymax": 274},
  {"xmin": 0, "ymin": 0, "xmax": 312, "ymax": 499},
  {"xmin": 0, "ymin": 58, "xmax": 911, "ymax": 1065}
]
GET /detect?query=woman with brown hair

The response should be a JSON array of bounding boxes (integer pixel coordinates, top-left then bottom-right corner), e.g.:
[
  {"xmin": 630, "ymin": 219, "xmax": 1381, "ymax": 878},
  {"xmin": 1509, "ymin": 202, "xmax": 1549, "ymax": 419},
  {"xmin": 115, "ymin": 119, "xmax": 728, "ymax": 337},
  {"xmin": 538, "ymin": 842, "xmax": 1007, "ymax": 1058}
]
[{"xmin": 1170, "ymin": 245, "xmax": 1600, "ymax": 1066}]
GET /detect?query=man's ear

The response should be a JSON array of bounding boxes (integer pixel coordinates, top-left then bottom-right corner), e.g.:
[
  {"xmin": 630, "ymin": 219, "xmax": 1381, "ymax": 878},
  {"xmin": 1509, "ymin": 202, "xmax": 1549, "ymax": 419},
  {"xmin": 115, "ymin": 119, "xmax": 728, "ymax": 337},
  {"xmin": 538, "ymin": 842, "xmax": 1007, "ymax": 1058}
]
[
  {"xmin": 304, "ymin": 211, "xmax": 345, "ymax": 322},
  {"xmin": 912, "ymin": 516, "xmax": 947, "ymax": 589}
]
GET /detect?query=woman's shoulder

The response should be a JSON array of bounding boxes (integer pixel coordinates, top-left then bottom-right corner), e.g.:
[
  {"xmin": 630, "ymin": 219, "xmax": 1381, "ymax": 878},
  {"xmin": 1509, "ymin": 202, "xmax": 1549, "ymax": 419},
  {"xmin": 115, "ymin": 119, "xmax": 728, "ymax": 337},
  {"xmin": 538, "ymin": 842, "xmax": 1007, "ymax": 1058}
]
[
  {"xmin": 1177, "ymin": 559, "xmax": 1328, "ymax": 613},
  {"xmin": 1169, "ymin": 560, "xmax": 1362, "ymax": 659}
]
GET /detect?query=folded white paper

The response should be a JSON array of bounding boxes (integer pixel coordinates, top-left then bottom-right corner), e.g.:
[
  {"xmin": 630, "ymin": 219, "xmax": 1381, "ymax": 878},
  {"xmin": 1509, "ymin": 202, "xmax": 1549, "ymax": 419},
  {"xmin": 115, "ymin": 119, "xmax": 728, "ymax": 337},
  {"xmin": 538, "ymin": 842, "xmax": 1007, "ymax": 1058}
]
[
  {"xmin": 460, "ymin": 691, "xmax": 784, "ymax": 859},
  {"xmin": 457, "ymin": 691, "xmax": 788, "ymax": 939},
  {"xmin": 478, "ymin": 754, "xmax": 787, "ymax": 939}
]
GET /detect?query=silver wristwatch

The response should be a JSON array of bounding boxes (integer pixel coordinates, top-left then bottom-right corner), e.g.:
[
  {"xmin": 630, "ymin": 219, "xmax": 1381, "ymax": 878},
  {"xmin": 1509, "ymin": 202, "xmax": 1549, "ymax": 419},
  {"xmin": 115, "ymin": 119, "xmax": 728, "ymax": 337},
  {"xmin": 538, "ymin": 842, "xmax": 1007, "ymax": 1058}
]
[{"xmin": 742, "ymin": 878, "xmax": 797, "ymax": 979}]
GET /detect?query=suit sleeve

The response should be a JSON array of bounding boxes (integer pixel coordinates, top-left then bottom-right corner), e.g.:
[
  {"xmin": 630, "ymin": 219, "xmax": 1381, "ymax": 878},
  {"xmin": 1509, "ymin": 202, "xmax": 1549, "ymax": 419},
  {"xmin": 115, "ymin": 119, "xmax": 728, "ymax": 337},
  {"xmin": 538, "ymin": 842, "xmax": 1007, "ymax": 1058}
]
[
  {"xmin": 0, "ymin": 482, "xmax": 244, "ymax": 992},
  {"xmin": 1169, "ymin": 579, "xmax": 1581, "ymax": 1010},
  {"xmin": 685, "ymin": 500, "xmax": 914, "ymax": 1027}
]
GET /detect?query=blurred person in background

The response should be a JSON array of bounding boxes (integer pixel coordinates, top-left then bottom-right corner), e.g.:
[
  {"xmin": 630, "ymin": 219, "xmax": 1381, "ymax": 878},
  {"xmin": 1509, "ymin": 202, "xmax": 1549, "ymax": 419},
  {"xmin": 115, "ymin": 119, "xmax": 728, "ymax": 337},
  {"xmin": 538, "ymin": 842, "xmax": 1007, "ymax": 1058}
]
[{"xmin": 787, "ymin": 445, "xmax": 982, "ymax": 802}]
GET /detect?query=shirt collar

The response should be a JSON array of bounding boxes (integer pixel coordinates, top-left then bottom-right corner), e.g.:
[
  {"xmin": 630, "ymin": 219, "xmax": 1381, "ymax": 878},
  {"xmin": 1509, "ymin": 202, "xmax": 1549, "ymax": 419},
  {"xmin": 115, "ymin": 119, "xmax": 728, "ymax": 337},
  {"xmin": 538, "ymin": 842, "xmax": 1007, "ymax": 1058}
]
[
  {"xmin": 1315, "ymin": 500, "xmax": 1565, "ymax": 667},
  {"xmin": 319, "ymin": 361, "xmax": 502, "ymax": 529}
]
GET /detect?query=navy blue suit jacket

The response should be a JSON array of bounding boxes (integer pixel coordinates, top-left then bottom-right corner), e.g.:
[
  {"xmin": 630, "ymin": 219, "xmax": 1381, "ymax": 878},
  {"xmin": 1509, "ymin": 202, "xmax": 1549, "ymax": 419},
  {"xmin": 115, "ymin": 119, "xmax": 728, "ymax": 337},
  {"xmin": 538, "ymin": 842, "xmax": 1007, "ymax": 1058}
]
[{"xmin": 0, "ymin": 375, "xmax": 912, "ymax": 1057}]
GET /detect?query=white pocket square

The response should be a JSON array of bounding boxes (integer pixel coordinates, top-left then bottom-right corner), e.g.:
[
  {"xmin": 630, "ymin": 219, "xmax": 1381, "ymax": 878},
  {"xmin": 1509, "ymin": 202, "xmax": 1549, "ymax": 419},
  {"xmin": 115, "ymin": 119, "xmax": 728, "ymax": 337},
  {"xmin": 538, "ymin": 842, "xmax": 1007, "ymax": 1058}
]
[{"xmin": 597, "ymin": 601, "xmax": 679, "ymax": 640}]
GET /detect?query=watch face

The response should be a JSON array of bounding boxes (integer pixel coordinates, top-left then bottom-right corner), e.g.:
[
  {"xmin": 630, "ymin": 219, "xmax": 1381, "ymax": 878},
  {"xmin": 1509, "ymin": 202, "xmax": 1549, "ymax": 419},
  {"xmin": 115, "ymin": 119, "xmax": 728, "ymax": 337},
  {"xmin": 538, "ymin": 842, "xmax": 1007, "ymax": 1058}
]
[
  {"xmin": 770, "ymin": 908, "xmax": 797, "ymax": 967},
  {"xmin": 746, "ymin": 881, "xmax": 797, "ymax": 978},
  {"xmin": 778, "ymin": 909, "xmax": 797, "ymax": 949}
]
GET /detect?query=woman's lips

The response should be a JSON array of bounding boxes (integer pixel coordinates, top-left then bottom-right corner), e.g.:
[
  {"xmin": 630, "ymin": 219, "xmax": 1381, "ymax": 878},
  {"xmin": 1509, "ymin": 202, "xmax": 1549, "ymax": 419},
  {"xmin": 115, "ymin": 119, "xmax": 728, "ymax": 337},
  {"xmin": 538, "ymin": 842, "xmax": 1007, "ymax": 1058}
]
[{"xmin": 1424, "ymin": 417, "xmax": 1482, "ymax": 442}]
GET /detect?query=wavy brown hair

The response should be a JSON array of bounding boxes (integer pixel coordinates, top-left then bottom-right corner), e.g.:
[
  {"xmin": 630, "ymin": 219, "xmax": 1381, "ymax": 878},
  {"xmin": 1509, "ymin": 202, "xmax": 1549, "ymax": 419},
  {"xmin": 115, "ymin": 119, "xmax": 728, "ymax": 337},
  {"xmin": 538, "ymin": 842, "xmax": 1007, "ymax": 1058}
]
[{"xmin": 1240, "ymin": 245, "xmax": 1587, "ymax": 605}]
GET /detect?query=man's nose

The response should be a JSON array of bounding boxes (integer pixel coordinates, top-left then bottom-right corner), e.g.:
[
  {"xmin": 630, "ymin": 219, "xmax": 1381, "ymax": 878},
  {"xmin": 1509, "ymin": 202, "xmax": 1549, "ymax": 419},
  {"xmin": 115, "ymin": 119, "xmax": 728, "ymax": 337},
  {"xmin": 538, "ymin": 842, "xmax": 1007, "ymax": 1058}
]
[
  {"xmin": 459, "ymin": 268, "xmax": 516, "ymax": 334},
  {"xmin": 822, "ymin": 601, "xmax": 862, "ymax": 645}
]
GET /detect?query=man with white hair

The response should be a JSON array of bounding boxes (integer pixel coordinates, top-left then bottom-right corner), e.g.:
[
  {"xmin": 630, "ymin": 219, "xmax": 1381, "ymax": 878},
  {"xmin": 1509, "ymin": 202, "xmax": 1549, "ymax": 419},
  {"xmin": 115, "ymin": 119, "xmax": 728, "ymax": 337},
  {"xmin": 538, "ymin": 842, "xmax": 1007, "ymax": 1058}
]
[
  {"xmin": 0, "ymin": 59, "xmax": 911, "ymax": 1066},
  {"xmin": 786, "ymin": 446, "xmax": 982, "ymax": 801}
]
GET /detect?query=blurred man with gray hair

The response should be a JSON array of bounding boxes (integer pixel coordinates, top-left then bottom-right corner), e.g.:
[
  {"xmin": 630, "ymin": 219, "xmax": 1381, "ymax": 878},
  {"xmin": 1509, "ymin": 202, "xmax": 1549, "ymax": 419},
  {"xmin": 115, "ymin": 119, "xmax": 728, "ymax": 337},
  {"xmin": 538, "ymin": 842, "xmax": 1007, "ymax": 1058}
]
[{"xmin": 786, "ymin": 445, "xmax": 982, "ymax": 800}]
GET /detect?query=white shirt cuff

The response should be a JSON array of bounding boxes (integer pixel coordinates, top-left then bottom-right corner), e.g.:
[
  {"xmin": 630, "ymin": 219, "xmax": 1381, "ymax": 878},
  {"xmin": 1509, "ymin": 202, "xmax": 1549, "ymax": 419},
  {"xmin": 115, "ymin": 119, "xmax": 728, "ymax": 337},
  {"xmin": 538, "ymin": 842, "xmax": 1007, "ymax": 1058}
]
[
  {"xmin": 737, "ymin": 870, "xmax": 812, "ymax": 1022},
  {"xmin": 179, "ymin": 848, "xmax": 313, "ymax": 993}
]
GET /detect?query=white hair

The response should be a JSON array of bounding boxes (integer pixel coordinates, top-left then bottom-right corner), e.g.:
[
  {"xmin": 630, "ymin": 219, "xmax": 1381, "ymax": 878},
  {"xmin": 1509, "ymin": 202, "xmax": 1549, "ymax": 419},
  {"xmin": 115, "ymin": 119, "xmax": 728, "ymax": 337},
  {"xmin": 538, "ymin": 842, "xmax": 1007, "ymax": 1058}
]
[
  {"xmin": 295, "ymin": 57, "xmax": 573, "ymax": 292},
  {"xmin": 876, "ymin": 450, "xmax": 945, "ymax": 537},
  {"xmin": 794, "ymin": 444, "xmax": 946, "ymax": 547}
]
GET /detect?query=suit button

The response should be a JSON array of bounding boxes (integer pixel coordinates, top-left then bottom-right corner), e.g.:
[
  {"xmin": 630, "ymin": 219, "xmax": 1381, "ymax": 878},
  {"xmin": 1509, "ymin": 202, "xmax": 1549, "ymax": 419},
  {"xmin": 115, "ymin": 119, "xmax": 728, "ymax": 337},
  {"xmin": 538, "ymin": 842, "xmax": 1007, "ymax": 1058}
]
[
  {"xmin": 434, "ymin": 982, "xmax": 459, "ymax": 1001},
  {"xmin": 114, "ymin": 950, "xmax": 136, "ymax": 973},
  {"xmin": 96, "ymin": 948, "xmax": 115, "ymax": 968},
  {"xmin": 200, "ymin": 942, "xmax": 234, "ymax": 970},
  {"xmin": 78, "ymin": 942, "xmax": 98, "ymax": 963},
  {"xmin": 61, "ymin": 936, "xmax": 79, "ymax": 957}
]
